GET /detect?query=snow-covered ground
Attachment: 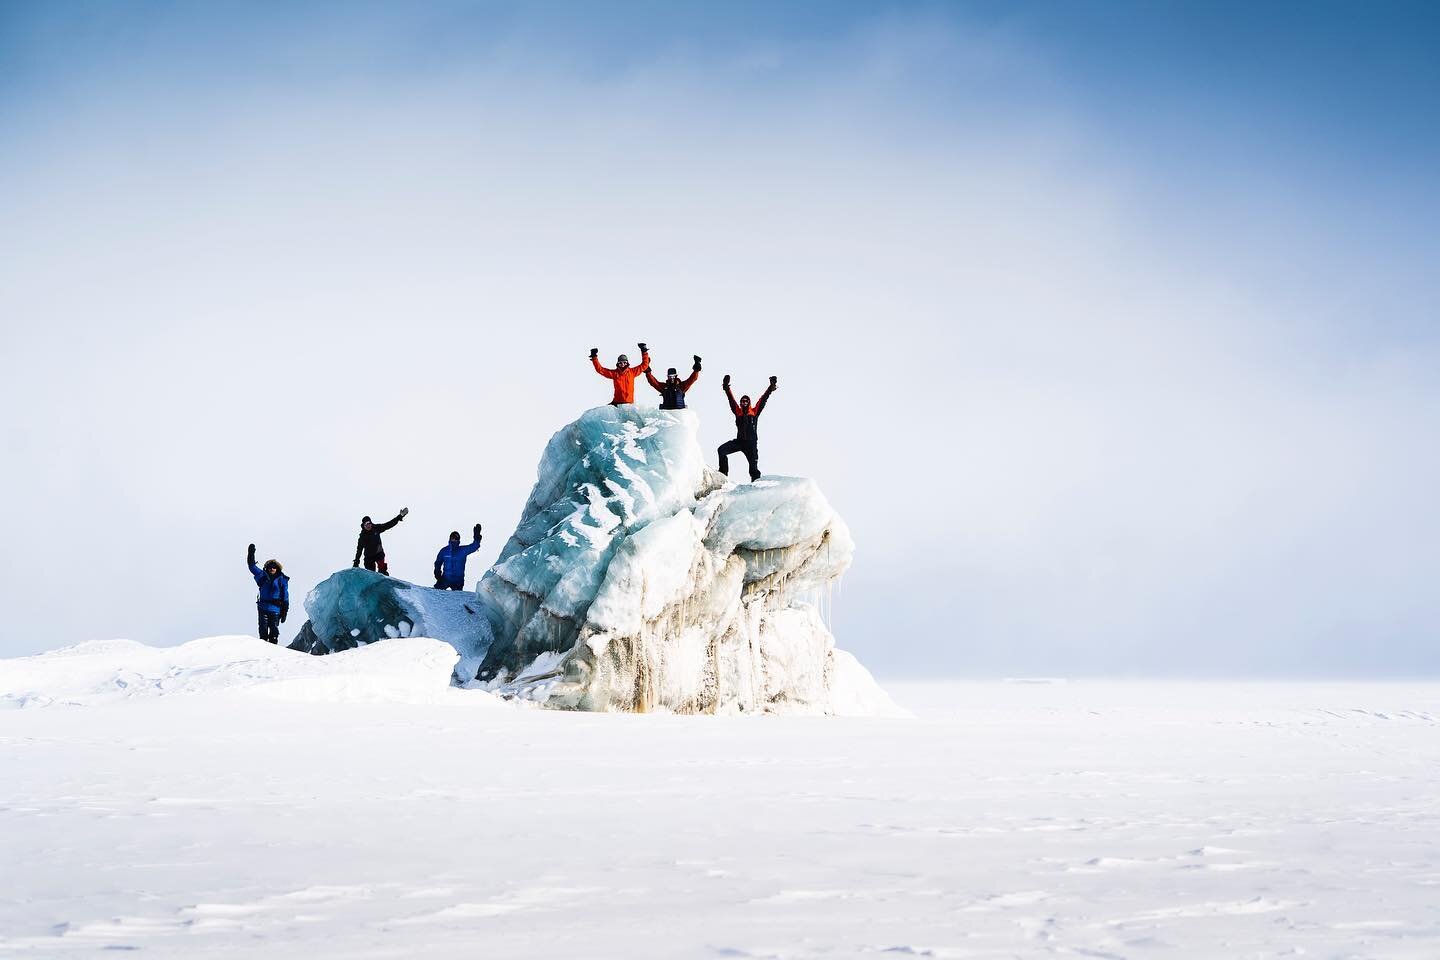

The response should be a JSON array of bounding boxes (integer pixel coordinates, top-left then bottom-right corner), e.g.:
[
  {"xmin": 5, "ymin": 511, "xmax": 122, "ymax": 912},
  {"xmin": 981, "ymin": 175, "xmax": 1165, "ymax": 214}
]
[{"xmin": 4, "ymin": 638, "xmax": 1440, "ymax": 957}]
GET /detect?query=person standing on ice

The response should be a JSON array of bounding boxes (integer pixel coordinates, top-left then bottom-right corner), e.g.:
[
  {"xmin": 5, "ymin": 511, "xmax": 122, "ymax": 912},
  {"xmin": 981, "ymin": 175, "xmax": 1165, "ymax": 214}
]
[
  {"xmin": 718, "ymin": 374, "xmax": 778, "ymax": 482},
  {"xmin": 590, "ymin": 343, "xmax": 650, "ymax": 405},
  {"xmin": 434, "ymin": 524, "xmax": 483, "ymax": 590},
  {"xmin": 645, "ymin": 355, "xmax": 702, "ymax": 409},
  {"xmin": 247, "ymin": 543, "xmax": 290, "ymax": 644},
  {"xmin": 353, "ymin": 507, "xmax": 408, "ymax": 575}
]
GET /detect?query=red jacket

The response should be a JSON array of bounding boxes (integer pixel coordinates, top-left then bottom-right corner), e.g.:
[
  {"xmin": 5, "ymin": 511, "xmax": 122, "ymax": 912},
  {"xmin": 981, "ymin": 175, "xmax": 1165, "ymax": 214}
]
[{"xmin": 592, "ymin": 352, "xmax": 650, "ymax": 404}]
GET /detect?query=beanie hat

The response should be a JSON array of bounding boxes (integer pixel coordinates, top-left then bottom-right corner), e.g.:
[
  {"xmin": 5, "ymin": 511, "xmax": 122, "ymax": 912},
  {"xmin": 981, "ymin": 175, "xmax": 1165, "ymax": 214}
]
[{"xmin": 667, "ymin": 367, "xmax": 677, "ymax": 376}]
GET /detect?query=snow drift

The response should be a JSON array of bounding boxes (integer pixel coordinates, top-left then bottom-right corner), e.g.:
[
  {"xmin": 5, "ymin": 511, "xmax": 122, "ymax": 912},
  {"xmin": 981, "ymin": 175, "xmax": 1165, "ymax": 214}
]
[
  {"xmin": 294, "ymin": 406, "xmax": 900, "ymax": 716},
  {"xmin": 0, "ymin": 636, "xmax": 472, "ymax": 708}
]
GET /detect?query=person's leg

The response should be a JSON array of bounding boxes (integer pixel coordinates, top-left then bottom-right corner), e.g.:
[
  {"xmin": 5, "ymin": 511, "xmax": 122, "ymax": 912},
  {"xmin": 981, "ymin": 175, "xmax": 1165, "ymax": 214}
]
[
  {"xmin": 257, "ymin": 607, "xmax": 267, "ymax": 640},
  {"xmin": 363, "ymin": 557, "xmax": 378, "ymax": 572},
  {"xmin": 267, "ymin": 611, "xmax": 280, "ymax": 643},
  {"xmin": 376, "ymin": 554, "xmax": 389, "ymax": 577},
  {"xmin": 717, "ymin": 438, "xmax": 743, "ymax": 475},
  {"xmin": 745, "ymin": 444, "xmax": 761, "ymax": 482}
]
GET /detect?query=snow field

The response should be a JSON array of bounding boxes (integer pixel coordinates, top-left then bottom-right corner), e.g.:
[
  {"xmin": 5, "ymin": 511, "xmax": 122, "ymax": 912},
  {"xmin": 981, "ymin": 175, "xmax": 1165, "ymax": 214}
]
[{"xmin": 3, "ymin": 641, "xmax": 1440, "ymax": 957}]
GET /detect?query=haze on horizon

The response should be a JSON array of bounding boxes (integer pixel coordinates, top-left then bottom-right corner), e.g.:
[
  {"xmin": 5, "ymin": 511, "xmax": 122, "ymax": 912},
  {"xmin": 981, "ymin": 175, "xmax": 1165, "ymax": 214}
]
[{"xmin": 1, "ymin": 0, "xmax": 1436, "ymax": 677}]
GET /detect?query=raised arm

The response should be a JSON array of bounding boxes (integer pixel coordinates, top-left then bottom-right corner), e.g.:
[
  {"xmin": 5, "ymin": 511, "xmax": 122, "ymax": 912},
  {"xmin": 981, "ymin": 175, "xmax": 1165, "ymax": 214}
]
[
  {"xmin": 681, "ymin": 355, "xmax": 701, "ymax": 390},
  {"xmin": 374, "ymin": 508, "xmax": 408, "ymax": 533},
  {"xmin": 591, "ymin": 353, "xmax": 616, "ymax": 379},
  {"xmin": 754, "ymin": 378, "xmax": 777, "ymax": 415},
  {"xmin": 247, "ymin": 543, "xmax": 263, "ymax": 580},
  {"xmin": 723, "ymin": 375, "xmax": 739, "ymax": 415},
  {"xmin": 635, "ymin": 343, "xmax": 650, "ymax": 374},
  {"xmin": 463, "ymin": 523, "xmax": 484, "ymax": 556},
  {"xmin": 644, "ymin": 369, "xmax": 664, "ymax": 392}
]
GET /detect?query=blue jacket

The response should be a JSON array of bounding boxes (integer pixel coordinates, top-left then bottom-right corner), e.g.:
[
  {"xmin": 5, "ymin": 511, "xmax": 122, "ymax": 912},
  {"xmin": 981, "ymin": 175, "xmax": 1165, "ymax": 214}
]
[
  {"xmin": 434, "ymin": 537, "xmax": 482, "ymax": 585},
  {"xmin": 249, "ymin": 560, "xmax": 290, "ymax": 612}
]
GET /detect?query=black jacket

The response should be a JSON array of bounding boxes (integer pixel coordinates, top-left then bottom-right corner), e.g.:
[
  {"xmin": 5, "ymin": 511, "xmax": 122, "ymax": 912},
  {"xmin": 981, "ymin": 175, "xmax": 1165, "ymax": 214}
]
[
  {"xmin": 727, "ymin": 384, "xmax": 774, "ymax": 447},
  {"xmin": 355, "ymin": 513, "xmax": 404, "ymax": 563}
]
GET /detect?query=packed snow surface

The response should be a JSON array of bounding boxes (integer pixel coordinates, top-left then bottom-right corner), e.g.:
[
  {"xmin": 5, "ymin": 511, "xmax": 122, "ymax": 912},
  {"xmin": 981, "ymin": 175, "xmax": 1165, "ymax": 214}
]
[{"xmin": 4, "ymin": 638, "xmax": 1440, "ymax": 957}]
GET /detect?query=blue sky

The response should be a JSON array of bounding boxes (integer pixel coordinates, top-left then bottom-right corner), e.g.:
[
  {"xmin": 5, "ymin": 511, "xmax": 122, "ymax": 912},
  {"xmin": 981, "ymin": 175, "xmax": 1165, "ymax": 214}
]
[{"xmin": 1, "ymin": 1, "xmax": 1437, "ymax": 675}]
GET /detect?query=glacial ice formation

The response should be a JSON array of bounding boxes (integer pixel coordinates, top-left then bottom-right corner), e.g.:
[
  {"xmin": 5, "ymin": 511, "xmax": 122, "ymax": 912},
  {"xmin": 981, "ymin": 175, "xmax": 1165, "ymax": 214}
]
[
  {"xmin": 289, "ymin": 569, "xmax": 494, "ymax": 666},
  {"xmin": 293, "ymin": 405, "xmax": 900, "ymax": 716}
]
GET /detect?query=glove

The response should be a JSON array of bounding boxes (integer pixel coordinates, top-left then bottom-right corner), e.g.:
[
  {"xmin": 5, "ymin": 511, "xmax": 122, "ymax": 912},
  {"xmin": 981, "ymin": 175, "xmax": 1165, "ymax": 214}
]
[
  {"xmin": 589, "ymin": 347, "xmax": 598, "ymax": 359},
  {"xmin": 693, "ymin": 355, "xmax": 702, "ymax": 370},
  {"xmin": 722, "ymin": 374, "xmax": 731, "ymax": 388},
  {"xmin": 247, "ymin": 543, "xmax": 256, "ymax": 563},
  {"xmin": 279, "ymin": 601, "xmax": 289, "ymax": 624},
  {"xmin": 473, "ymin": 523, "xmax": 483, "ymax": 539},
  {"xmin": 769, "ymin": 376, "xmax": 779, "ymax": 389},
  {"xmin": 399, "ymin": 507, "xmax": 409, "ymax": 519},
  {"xmin": 638, "ymin": 342, "xmax": 648, "ymax": 353}
]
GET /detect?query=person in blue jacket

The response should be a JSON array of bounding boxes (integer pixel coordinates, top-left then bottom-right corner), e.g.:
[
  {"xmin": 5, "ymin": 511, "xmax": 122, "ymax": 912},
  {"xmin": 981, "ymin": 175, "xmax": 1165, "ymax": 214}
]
[
  {"xmin": 434, "ymin": 524, "xmax": 483, "ymax": 590},
  {"xmin": 247, "ymin": 543, "xmax": 290, "ymax": 643}
]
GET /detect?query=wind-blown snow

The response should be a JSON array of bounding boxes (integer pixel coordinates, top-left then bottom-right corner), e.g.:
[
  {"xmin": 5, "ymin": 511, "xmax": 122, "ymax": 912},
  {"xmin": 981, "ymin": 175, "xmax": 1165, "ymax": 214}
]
[{"xmin": 3, "ymin": 659, "xmax": 1440, "ymax": 958}]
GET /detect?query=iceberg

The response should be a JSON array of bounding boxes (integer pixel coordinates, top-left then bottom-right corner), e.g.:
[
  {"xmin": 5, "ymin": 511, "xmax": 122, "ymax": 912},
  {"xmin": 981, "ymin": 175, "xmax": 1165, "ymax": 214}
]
[
  {"xmin": 289, "ymin": 569, "xmax": 495, "ymax": 668},
  {"xmin": 292, "ymin": 406, "xmax": 901, "ymax": 716}
]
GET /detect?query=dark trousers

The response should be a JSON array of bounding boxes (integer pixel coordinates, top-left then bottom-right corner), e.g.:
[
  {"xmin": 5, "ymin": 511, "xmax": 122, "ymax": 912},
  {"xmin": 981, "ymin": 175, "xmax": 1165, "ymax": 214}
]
[
  {"xmin": 363, "ymin": 554, "xmax": 389, "ymax": 575},
  {"xmin": 257, "ymin": 607, "xmax": 280, "ymax": 643},
  {"xmin": 435, "ymin": 581, "xmax": 465, "ymax": 591},
  {"xmin": 718, "ymin": 439, "xmax": 760, "ymax": 482}
]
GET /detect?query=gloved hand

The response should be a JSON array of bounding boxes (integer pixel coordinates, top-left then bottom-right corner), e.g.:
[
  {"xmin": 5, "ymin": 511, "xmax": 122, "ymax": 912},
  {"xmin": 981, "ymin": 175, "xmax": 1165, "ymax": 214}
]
[
  {"xmin": 638, "ymin": 342, "xmax": 648, "ymax": 353},
  {"xmin": 247, "ymin": 543, "xmax": 256, "ymax": 563},
  {"xmin": 722, "ymin": 374, "xmax": 731, "ymax": 389},
  {"xmin": 399, "ymin": 507, "xmax": 409, "ymax": 519},
  {"xmin": 473, "ymin": 523, "xmax": 483, "ymax": 539},
  {"xmin": 279, "ymin": 601, "xmax": 289, "ymax": 624},
  {"xmin": 769, "ymin": 375, "xmax": 779, "ymax": 389},
  {"xmin": 434, "ymin": 567, "xmax": 443, "ymax": 582},
  {"xmin": 693, "ymin": 355, "xmax": 702, "ymax": 370},
  {"xmin": 589, "ymin": 347, "xmax": 598, "ymax": 359}
]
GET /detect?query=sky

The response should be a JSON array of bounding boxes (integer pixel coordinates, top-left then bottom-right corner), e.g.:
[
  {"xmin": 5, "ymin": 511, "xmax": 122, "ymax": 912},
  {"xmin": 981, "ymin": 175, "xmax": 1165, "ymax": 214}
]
[{"xmin": 1, "ymin": 0, "xmax": 1437, "ymax": 676}]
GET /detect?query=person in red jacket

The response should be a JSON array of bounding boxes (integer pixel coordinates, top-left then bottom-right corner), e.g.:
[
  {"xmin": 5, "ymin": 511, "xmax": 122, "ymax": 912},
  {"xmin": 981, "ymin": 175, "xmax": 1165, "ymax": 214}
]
[
  {"xmin": 718, "ymin": 374, "xmax": 777, "ymax": 482},
  {"xmin": 590, "ymin": 343, "xmax": 650, "ymax": 405}
]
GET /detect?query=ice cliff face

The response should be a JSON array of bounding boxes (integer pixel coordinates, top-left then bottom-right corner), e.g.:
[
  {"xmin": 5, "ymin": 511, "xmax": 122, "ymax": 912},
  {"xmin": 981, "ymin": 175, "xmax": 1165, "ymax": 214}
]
[{"xmin": 294, "ymin": 406, "xmax": 899, "ymax": 716}]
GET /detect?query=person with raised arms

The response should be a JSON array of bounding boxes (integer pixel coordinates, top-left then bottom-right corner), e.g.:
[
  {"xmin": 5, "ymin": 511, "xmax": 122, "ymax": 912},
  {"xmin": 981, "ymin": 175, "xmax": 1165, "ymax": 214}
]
[
  {"xmin": 590, "ymin": 342, "xmax": 650, "ymax": 405},
  {"xmin": 646, "ymin": 354, "xmax": 702, "ymax": 410},
  {"xmin": 718, "ymin": 374, "xmax": 778, "ymax": 483}
]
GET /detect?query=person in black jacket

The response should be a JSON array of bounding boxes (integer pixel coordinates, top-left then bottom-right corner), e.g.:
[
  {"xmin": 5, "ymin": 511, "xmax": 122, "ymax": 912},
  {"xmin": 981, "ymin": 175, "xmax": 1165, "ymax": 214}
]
[
  {"xmin": 353, "ymin": 507, "xmax": 409, "ymax": 575},
  {"xmin": 247, "ymin": 543, "xmax": 290, "ymax": 643},
  {"xmin": 645, "ymin": 355, "xmax": 702, "ymax": 410},
  {"xmin": 718, "ymin": 374, "xmax": 777, "ymax": 482}
]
